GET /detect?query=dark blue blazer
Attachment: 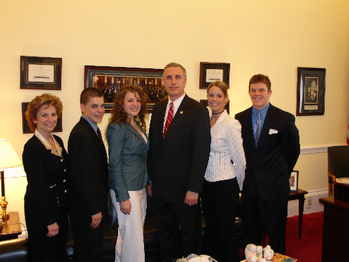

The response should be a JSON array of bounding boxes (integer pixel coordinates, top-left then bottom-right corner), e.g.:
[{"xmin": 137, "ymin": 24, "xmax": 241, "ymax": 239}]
[{"xmin": 235, "ymin": 104, "xmax": 300, "ymax": 200}]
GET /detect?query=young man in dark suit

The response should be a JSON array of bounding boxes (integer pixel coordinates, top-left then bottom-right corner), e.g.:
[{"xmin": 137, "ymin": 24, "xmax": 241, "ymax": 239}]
[
  {"xmin": 235, "ymin": 74, "xmax": 300, "ymax": 254},
  {"xmin": 68, "ymin": 88, "xmax": 109, "ymax": 262},
  {"xmin": 147, "ymin": 62, "xmax": 211, "ymax": 261}
]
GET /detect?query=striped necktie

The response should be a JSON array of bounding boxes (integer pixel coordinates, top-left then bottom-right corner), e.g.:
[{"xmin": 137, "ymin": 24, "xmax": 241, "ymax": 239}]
[
  {"xmin": 163, "ymin": 102, "xmax": 174, "ymax": 139},
  {"xmin": 254, "ymin": 111, "xmax": 261, "ymax": 146}
]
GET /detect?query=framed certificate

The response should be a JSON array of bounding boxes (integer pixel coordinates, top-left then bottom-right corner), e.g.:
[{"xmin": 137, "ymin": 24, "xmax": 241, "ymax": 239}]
[
  {"xmin": 199, "ymin": 62, "xmax": 230, "ymax": 89},
  {"xmin": 20, "ymin": 56, "xmax": 62, "ymax": 90}
]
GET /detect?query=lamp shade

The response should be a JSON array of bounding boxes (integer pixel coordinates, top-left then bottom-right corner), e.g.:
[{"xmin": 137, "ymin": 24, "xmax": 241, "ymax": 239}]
[{"xmin": 0, "ymin": 139, "xmax": 22, "ymax": 169}]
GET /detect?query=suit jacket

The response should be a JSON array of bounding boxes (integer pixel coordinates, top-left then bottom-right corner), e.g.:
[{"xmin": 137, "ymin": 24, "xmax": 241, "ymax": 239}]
[
  {"xmin": 106, "ymin": 121, "xmax": 149, "ymax": 202},
  {"xmin": 68, "ymin": 117, "xmax": 109, "ymax": 222},
  {"xmin": 23, "ymin": 135, "xmax": 69, "ymax": 225},
  {"xmin": 235, "ymin": 104, "xmax": 300, "ymax": 200},
  {"xmin": 147, "ymin": 95, "xmax": 211, "ymax": 203}
]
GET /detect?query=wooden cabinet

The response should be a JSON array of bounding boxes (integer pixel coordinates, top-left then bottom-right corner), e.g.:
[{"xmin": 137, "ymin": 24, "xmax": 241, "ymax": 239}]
[{"xmin": 319, "ymin": 197, "xmax": 349, "ymax": 262}]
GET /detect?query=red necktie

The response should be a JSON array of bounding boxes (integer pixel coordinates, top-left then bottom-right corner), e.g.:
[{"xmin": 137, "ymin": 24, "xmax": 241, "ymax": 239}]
[{"xmin": 163, "ymin": 102, "xmax": 173, "ymax": 138}]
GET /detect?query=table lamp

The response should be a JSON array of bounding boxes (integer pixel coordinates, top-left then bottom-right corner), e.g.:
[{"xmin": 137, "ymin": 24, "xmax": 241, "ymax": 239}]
[{"xmin": 0, "ymin": 139, "xmax": 22, "ymax": 229}]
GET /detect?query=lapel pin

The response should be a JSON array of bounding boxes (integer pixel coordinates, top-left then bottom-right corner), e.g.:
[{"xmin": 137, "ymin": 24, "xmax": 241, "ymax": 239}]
[{"xmin": 180, "ymin": 111, "xmax": 183, "ymax": 114}]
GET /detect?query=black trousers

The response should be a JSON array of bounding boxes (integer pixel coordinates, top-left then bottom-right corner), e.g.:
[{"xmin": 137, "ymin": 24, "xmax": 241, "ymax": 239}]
[
  {"xmin": 201, "ymin": 178, "xmax": 240, "ymax": 262},
  {"xmin": 152, "ymin": 198, "xmax": 202, "ymax": 262},
  {"xmin": 25, "ymin": 201, "xmax": 68, "ymax": 262},
  {"xmin": 70, "ymin": 217, "xmax": 105, "ymax": 262},
  {"xmin": 241, "ymin": 192, "xmax": 288, "ymax": 254}
]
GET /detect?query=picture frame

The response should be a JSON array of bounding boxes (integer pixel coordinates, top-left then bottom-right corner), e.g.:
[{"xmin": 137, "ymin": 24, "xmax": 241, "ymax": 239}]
[
  {"xmin": 21, "ymin": 103, "xmax": 62, "ymax": 134},
  {"xmin": 200, "ymin": 100, "xmax": 230, "ymax": 115},
  {"xmin": 289, "ymin": 170, "xmax": 299, "ymax": 192},
  {"xmin": 20, "ymin": 56, "xmax": 62, "ymax": 90},
  {"xmin": 84, "ymin": 65, "xmax": 166, "ymax": 112},
  {"xmin": 199, "ymin": 62, "xmax": 230, "ymax": 89},
  {"xmin": 296, "ymin": 67, "xmax": 326, "ymax": 116}
]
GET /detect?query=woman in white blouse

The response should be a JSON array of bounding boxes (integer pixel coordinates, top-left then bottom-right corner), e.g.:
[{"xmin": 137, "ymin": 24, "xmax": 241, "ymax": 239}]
[{"xmin": 202, "ymin": 81, "xmax": 246, "ymax": 262}]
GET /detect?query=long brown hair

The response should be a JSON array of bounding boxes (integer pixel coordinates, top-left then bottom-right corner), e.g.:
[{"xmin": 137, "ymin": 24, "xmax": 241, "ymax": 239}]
[{"xmin": 108, "ymin": 84, "xmax": 148, "ymax": 130}]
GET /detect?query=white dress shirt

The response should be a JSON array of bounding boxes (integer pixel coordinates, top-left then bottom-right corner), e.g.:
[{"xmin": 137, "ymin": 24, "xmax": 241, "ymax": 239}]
[
  {"xmin": 204, "ymin": 109, "xmax": 246, "ymax": 190},
  {"xmin": 162, "ymin": 93, "xmax": 186, "ymax": 133}
]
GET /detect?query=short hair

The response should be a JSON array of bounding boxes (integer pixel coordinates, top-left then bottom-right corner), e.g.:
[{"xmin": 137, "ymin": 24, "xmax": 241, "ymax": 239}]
[
  {"xmin": 80, "ymin": 88, "xmax": 103, "ymax": 105},
  {"xmin": 25, "ymin": 93, "xmax": 63, "ymax": 132},
  {"xmin": 163, "ymin": 62, "xmax": 187, "ymax": 79},
  {"xmin": 207, "ymin": 81, "xmax": 229, "ymax": 99},
  {"xmin": 108, "ymin": 84, "xmax": 148, "ymax": 130},
  {"xmin": 249, "ymin": 74, "xmax": 271, "ymax": 92}
]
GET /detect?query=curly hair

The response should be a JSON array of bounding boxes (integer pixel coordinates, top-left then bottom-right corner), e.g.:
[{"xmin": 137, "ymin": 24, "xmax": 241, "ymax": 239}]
[
  {"xmin": 25, "ymin": 93, "xmax": 63, "ymax": 132},
  {"xmin": 108, "ymin": 84, "xmax": 148, "ymax": 130}
]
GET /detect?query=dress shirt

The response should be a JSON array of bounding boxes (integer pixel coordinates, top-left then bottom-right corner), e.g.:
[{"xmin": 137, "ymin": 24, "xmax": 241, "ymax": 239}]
[
  {"xmin": 205, "ymin": 110, "xmax": 246, "ymax": 190},
  {"xmin": 82, "ymin": 115, "xmax": 99, "ymax": 135},
  {"xmin": 251, "ymin": 103, "xmax": 270, "ymax": 131},
  {"xmin": 162, "ymin": 93, "xmax": 186, "ymax": 133}
]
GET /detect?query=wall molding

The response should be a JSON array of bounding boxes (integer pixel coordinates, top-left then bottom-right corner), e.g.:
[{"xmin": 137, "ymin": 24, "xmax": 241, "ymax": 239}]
[{"xmin": 300, "ymin": 144, "xmax": 347, "ymax": 155}]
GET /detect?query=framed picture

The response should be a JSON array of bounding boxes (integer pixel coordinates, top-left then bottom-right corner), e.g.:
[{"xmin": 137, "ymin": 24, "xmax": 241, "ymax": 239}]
[
  {"xmin": 20, "ymin": 56, "xmax": 62, "ymax": 90},
  {"xmin": 199, "ymin": 62, "xmax": 230, "ymax": 89},
  {"xmin": 200, "ymin": 100, "xmax": 230, "ymax": 115},
  {"xmin": 84, "ymin": 65, "xmax": 166, "ymax": 112},
  {"xmin": 289, "ymin": 170, "xmax": 299, "ymax": 192},
  {"xmin": 21, "ymin": 103, "xmax": 62, "ymax": 134},
  {"xmin": 296, "ymin": 67, "xmax": 326, "ymax": 116}
]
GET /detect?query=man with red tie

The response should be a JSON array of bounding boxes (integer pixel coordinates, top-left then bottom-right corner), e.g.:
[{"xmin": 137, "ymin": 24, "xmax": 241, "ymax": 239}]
[{"xmin": 147, "ymin": 62, "xmax": 211, "ymax": 261}]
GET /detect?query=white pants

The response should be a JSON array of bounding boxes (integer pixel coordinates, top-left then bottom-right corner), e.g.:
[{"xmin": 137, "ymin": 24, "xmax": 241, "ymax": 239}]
[{"xmin": 110, "ymin": 188, "xmax": 147, "ymax": 262}]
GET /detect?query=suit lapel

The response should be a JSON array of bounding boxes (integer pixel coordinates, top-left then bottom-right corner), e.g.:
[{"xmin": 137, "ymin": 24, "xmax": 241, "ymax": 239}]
[
  {"xmin": 256, "ymin": 104, "xmax": 277, "ymax": 149},
  {"xmin": 161, "ymin": 95, "xmax": 189, "ymax": 146},
  {"xmin": 156, "ymin": 100, "xmax": 168, "ymax": 145},
  {"xmin": 244, "ymin": 107, "xmax": 256, "ymax": 151},
  {"xmin": 125, "ymin": 122, "xmax": 148, "ymax": 149},
  {"xmin": 80, "ymin": 117, "xmax": 107, "ymax": 161}
]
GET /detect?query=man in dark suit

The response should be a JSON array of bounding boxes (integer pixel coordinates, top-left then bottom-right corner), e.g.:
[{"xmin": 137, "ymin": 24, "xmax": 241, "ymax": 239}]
[
  {"xmin": 68, "ymin": 88, "xmax": 109, "ymax": 262},
  {"xmin": 235, "ymin": 74, "xmax": 300, "ymax": 254},
  {"xmin": 147, "ymin": 62, "xmax": 211, "ymax": 261}
]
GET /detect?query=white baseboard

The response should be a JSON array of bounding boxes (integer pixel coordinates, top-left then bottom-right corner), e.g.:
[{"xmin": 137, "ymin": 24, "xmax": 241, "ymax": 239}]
[{"xmin": 288, "ymin": 188, "xmax": 327, "ymax": 217}]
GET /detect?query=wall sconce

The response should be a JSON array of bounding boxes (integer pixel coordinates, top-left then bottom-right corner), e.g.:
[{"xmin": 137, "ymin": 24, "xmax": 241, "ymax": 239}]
[{"xmin": 0, "ymin": 139, "xmax": 22, "ymax": 230}]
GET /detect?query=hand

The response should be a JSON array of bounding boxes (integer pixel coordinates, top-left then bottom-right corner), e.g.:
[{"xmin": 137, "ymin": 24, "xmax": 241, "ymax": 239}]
[
  {"xmin": 120, "ymin": 199, "xmax": 131, "ymax": 215},
  {"xmin": 146, "ymin": 184, "xmax": 152, "ymax": 197},
  {"xmin": 184, "ymin": 190, "xmax": 199, "ymax": 206},
  {"xmin": 90, "ymin": 212, "xmax": 102, "ymax": 229},
  {"xmin": 47, "ymin": 222, "xmax": 59, "ymax": 237}
]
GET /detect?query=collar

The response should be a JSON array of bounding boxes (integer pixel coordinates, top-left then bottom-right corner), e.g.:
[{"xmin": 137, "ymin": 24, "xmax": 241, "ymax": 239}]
[
  {"xmin": 167, "ymin": 93, "xmax": 186, "ymax": 110},
  {"xmin": 252, "ymin": 103, "xmax": 270, "ymax": 118},
  {"xmin": 35, "ymin": 129, "xmax": 62, "ymax": 156},
  {"xmin": 82, "ymin": 115, "xmax": 98, "ymax": 133}
]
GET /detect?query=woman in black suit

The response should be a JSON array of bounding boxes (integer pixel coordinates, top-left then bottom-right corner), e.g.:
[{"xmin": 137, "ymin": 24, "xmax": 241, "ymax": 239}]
[{"xmin": 23, "ymin": 93, "xmax": 69, "ymax": 262}]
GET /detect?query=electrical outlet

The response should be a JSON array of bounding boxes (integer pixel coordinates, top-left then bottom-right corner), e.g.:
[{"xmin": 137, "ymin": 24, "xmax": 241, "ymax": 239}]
[
  {"xmin": 306, "ymin": 196, "xmax": 312, "ymax": 210},
  {"xmin": 307, "ymin": 197, "xmax": 312, "ymax": 206}
]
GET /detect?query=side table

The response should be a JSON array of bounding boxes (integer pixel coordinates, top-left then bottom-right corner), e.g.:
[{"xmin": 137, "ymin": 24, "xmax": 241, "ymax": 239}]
[
  {"xmin": 0, "ymin": 211, "xmax": 22, "ymax": 241},
  {"xmin": 288, "ymin": 189, "xmax": 308, "ymax": 239}
]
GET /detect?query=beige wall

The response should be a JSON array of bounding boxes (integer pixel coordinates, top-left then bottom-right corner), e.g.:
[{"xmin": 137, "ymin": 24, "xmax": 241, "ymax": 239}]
[{"xmin": 1, "ymin": 0, "xmax": 349, "ymax": 217}]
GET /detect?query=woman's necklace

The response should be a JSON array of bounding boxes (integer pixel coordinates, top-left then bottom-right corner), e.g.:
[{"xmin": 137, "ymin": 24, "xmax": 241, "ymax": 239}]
[
  {"xmin": 130, "ymin": 119, "xmax": 136, "ymax": 127},
  {"xmin": 212, "ymin": 109, "xmax": 224, "ymax": 115}
]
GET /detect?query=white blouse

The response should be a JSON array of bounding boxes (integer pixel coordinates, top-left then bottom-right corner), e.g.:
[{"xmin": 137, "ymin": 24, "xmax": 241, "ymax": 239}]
[{"xmin": 204, "ymin": 110, "xmax": 246, "ymax": 190}]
